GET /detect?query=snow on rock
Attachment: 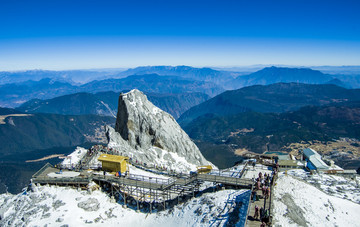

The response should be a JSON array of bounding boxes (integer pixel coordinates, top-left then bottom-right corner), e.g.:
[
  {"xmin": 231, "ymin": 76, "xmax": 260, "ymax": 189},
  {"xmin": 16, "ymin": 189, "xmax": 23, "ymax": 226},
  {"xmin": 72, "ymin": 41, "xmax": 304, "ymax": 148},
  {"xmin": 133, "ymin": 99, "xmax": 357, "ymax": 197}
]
[
  {"xmin": 61, "ymin": 147, "xmax": 87, "ymax": 166},
  {"xmin": 106, "ymin": 89, "xmax": 213, "ymax": 172},
  {"xmin": 128, "ymin": 165, "xmax": 170, "ymax": 180},
  {"xmin": 286, "ymin": 169, "xmax": 360, "ymax": 204},
  {"xmin": 273, "ymin": 174, "xmax": 360, "ymax": 227},
  {"xmin": 0, "ymin": 185, "xmax": 248, "ymax": 227}
]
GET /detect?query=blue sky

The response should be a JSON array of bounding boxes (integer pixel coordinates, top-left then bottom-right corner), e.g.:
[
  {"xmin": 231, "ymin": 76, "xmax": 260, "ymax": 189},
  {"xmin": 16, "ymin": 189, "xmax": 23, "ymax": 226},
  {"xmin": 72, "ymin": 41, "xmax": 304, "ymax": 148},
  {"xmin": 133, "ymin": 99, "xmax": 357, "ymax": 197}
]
[{"xmin": 0, "ymin": 0, "xmax": 359, "ymax": 70}]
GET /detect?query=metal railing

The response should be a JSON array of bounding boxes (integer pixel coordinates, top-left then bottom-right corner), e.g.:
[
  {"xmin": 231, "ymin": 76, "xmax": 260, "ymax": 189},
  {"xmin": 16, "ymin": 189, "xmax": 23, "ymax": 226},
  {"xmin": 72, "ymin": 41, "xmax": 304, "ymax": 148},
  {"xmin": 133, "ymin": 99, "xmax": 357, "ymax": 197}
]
[
  {"xmin": 127, "ymin": 173, "xmax": 174, "ymax": 185},
  {"xmin": 32, "ymin": 163, "xmax": 53, "ymax": 178},
  {"xmin": 33, "ymin": 176, "xmax": 90, "ymax": 185},
  {"xmin": 244, "ymin": 188, "xmax": 254, "ymax": 227},
  {"xmin": 197, "ymin": 174, "xmax": 253, "ymax": 188}
]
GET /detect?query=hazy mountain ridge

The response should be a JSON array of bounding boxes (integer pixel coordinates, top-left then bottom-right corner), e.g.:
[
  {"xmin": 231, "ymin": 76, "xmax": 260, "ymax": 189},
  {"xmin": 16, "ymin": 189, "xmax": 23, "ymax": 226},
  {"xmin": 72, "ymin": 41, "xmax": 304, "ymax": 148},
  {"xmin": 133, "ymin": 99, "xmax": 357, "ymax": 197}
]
[
  {"xmin": 0, "ymin": 69, "xmax": 126, "ymax": 85},
  {"xmin": 0, "ymin": 78, "xmax": 75, "ymax": 107},
  {"xmin": 178, "ymin": 83, "xmax": 360, "ymax": 126},
  {"xmin": 117, "ymin": 65, "xmax": 238, "ymax": 88},
  {"xmin": 0, "ymin": 74, "xmax": 222, "ymax": 108},
  {"xmin": 183, "ymin": 102, "xmax": 360, "ymax": 168},
  {"xmin": 3, "ymin": 65, "xmax": 356, "ymax": 108},
  {"xmin": 232, "ymin": 66, "xmax": 335, "ymax": 88},
  {"xmin": 0, "ymin": 108, "xmax": 114, "ymax": 156},
  {"xmin": 17, "ymin": 91, "xmax": 209, "ymax": 119},
  {"xmin": 80, "ymin": 74, "xmax": 222, "ymax": 97}
]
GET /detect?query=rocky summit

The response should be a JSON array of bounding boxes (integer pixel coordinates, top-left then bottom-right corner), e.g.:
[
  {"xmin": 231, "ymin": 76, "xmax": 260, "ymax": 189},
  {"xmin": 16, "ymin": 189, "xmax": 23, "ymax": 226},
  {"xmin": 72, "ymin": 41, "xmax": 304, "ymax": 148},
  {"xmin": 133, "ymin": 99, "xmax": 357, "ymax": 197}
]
[{"xmin": 106, "ymin": 89, "xmax": 213, "ymax": 172}]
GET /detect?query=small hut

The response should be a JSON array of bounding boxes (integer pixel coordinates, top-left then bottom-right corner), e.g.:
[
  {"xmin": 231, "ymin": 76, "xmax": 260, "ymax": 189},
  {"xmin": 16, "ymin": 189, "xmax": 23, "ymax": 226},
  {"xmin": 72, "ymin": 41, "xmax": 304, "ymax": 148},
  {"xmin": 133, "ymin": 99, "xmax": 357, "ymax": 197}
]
[
  {"xmin": 197, "ymin": 165, "xmax": 213, "ymax": 174},
  {"xmin": 98, "ymin": 154, "xmax": 129, "ymax": 174}
]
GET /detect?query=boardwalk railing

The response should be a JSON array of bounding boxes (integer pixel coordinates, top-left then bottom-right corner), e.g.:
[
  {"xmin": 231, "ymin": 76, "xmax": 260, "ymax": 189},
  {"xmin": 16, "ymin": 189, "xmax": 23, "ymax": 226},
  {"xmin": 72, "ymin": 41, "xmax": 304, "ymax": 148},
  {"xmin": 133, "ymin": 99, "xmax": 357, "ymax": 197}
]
[
  {"xmin": 33, "ymin": 176, "xmax": 90, "ymax": 185},
  {"xmin": 32, "ymin": 163, "xmax": 254, "ymax": 191},
  {"xmin": 238, "ymin": 161, "xmax": 249, "ymax": 178},
  {"xmin": 127, "ymin": 173, "xmax": 175, "ymax": 185},
  {"xmin": 94, "ymin": 175, "xmax": 167, "ymax": 190},
  {"xmin": 244, "ymin": 188, "xmax": 254, "ymax": 227},
  {"xmin": 197, "ymin": 174, "xmax": 253, "ymax": 188},
  {"xmin": 32, "ymin": 163, "xmax": 53, "ymax": 178}
]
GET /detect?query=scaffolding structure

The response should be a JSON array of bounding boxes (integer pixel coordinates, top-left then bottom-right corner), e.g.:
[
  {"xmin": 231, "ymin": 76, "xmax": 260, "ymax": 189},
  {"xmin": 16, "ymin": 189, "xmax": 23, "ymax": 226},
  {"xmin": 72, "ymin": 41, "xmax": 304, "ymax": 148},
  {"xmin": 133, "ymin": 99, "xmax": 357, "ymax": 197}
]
[{"xmin": 32, "ymin": 163, "xmax": 252, "ymax": 213}]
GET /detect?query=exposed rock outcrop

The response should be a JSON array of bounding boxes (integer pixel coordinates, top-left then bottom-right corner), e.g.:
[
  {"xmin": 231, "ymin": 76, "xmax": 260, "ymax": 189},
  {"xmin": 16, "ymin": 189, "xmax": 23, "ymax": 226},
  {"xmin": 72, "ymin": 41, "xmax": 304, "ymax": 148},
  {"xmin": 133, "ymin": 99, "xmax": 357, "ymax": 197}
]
[{"xmin": 106, "ymin": 89, "xmax": 213, "ymax": 172}]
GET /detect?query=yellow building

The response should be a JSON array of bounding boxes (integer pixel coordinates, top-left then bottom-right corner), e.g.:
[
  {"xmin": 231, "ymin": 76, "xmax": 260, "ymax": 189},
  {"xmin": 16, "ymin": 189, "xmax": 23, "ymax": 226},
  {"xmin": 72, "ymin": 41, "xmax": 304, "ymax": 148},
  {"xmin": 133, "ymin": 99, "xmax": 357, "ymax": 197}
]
[
  {"xmin": 98, "ymin": 154, "xmax": 129, "ymax": 174},
  {"xmin": 197, "ymin": 165, "xmax": 213, "ymax": 174}
]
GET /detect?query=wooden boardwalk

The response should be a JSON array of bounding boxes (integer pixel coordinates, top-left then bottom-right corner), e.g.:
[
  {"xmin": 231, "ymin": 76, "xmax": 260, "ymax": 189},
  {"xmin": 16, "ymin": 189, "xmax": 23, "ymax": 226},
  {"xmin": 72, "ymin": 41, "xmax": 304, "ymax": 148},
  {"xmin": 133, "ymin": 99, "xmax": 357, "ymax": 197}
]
[
  {"xmin": 197, "ymin": 174, "xmax": 253, "ymax": 188},
  {"xmin": 246, "ymin": 172, "xmax": 278, "ymax": 227},
  {"xmin": 33, "ymin": 163, "xmax": 253, "ymax": 190},
  {"xmin": 246, "ymin": 193, "xmax": 271, "ymax": 227},
  {"xmin": 31, "ymin": 163, "xmax": 258, "ymax": 216}
]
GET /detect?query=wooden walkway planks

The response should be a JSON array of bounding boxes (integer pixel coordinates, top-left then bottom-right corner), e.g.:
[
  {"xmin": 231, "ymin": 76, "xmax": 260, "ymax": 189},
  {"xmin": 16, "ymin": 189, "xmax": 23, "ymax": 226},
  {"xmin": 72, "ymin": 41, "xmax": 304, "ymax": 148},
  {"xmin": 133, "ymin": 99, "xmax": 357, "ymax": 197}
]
[
  {"xmin": 94, "ymin": 175, "xmax": 166, "ymax": 190},
  {"xmin": 246, "ymin": 194, "xmax": 271, "ymax": 227},
  {"xmin": 33, "ymin": 164, "xmax": 254, "ymax": 190},
  {"xmin": 197, "ymin": 174, "xmax": 253, "ymax": 188}
]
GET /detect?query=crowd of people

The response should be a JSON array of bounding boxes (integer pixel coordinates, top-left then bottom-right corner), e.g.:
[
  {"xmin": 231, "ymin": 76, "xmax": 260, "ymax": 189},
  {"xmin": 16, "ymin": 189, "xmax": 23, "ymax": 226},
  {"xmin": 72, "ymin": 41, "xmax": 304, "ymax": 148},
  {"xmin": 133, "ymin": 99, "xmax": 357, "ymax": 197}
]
[{"xmin": 251, "ymin": 162, "xmax": 278, "ymax": 226}]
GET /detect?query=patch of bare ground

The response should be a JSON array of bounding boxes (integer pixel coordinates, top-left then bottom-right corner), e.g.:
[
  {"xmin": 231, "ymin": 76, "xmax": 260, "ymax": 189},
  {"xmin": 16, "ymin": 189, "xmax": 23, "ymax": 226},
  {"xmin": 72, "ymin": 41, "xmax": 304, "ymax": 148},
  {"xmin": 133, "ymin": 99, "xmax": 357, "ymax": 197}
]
[
  {"xmin": 234, "ymin": 148, "xmax": 249, "ymax": 156},
  {"xmin": 0, "ymin": 114, "xmax": 32, "ymax": 124},
  {"xmin": 26, "ymin": 154, "xmax": 65, "ymax": 163}
]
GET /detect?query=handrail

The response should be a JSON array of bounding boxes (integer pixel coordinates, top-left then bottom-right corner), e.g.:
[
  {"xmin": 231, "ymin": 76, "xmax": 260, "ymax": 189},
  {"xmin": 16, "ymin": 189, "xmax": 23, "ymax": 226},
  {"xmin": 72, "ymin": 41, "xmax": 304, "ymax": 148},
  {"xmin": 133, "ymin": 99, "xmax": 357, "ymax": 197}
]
[
  {"xmin": 127, "ymin": 173, "xmax": 173, "ymax": 185},
  {"xmin": 33, "ymin": 176, "xmax": 90, "ymax": 184},
  {"xmin": 244, "ymin": 186, "xmax": 253, "ymax": 227},
  {"xmin": 32, "ymin": 163, "xmax": 53, "ymax": 178},
  {"xmin": 238, "ymin": 160, "xmax": 249, "ymax": 178}
]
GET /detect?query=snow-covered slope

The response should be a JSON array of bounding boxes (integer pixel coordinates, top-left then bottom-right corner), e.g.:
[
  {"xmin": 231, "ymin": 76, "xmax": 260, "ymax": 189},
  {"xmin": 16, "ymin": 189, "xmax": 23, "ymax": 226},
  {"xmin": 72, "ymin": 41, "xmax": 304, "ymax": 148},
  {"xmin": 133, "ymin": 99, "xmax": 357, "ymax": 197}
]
[
  {"xmin": 106, "ymin": 89, "xmax": 213, "ymax": 172},
  {"xmin": 0, "ymin": 185, "xmax": 248, "ymax": 227},
  {"xmin": 61, "ymin": 147, "xmax": 87, "ymax": 167},
  {"xmin": 273, "ymin": 172, "xmax": 360, "ymax": 227}
]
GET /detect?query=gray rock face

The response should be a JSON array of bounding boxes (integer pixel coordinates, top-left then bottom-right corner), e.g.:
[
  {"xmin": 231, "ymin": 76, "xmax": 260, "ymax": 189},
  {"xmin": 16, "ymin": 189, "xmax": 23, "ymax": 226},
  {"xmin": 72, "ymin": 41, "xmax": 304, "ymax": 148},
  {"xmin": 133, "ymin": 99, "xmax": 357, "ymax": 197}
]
[
  {"xmin": 107, "ymin": 89, "xmax": 213, "ymax": 172},
  {"xmin": 77, "ymin": 198, "xmax": 100, "ymax": 212}
]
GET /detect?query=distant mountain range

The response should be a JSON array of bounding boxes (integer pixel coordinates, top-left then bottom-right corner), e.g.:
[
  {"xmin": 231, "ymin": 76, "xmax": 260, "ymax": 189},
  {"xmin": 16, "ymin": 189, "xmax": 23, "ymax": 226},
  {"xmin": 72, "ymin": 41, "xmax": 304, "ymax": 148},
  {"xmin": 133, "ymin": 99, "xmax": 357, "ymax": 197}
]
[
  {"xmin": 3, "ymin": 65, "xmax": 359, "ymax": 108},
  {"xmin": 183, "ymin": 102, "xmax": 360, "ymax": 168},
  {"xmin": 115, "ymin": 65, "xmax": 358, "ymax": 90},
  {"xmin": 0, "ymin": 108, "xmax": 114, "ymax": 156},
  {"xmin": 0, "ymin": 78, "xmax": 75, "ymax": 107},
  {"xmin": 0, "ymin": 74, "xmax": 221, "ymax": 108},
  {"xmin": 80, "ymin": 74, "xmax": 222, "ymax": 96},
  {"xmin": 117, "ymin": 65, "xmax": 239, "ymax": 89},
  {"xmin": 178, "ymin": 83, "xmax": 360, "ymax": 126},
  {"xmin": 231, "ymin": 66, "xmax": 336, "ymax": 88},
  {"xmin": 17, "ymin": 91, "xmax": 209, "ymax": 119},
  {"xmin": 0, "ymin": 69, "xmax": 125, "ymax": 85}
]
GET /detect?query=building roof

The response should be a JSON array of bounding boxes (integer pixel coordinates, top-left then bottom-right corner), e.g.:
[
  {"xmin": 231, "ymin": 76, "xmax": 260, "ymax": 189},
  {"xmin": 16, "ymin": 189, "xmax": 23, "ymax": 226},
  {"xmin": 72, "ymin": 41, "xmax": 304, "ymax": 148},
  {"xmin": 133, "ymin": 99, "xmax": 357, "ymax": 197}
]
[
  {"xmin": 303, "ymin": 148, "xmax": 321, "ymax": 158},
  {"xmin": 277, "ymin": 155, "xmax": 291, "ymax": 160},
  {"xmin": 341, "ymin": 169, "xmax": 357, "ymax": 174},
  {"xmin": 98, "ymin": 154, "xmax": 129, "ymax": 163},
  {"xmin": 197, "ymin": 165, "xmax": 213, "ymax": 170},
  {"xmin": 308, "ymin": 155, "xmax": 329, "ymax": 170},
  {"xmin": 278, "ymin": 160, "xmax": 305, "ymax": 167}
]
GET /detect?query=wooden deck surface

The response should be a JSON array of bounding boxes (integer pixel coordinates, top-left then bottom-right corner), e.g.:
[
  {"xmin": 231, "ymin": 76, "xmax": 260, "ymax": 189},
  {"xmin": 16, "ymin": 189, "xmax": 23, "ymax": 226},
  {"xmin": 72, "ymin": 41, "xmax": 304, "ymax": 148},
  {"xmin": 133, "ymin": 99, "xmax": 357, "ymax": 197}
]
[{"xmin": 246, "ymin": 193, "xmax": 270, "ymax": 227}]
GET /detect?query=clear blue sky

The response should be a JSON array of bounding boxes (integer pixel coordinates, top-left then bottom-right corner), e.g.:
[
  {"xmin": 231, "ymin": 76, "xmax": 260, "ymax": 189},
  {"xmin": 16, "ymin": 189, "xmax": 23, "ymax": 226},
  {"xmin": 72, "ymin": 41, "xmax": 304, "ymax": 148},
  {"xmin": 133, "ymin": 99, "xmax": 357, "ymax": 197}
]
[{"xmin": 0, "ymin": 0, "xmax": 359, "ymax": 70}]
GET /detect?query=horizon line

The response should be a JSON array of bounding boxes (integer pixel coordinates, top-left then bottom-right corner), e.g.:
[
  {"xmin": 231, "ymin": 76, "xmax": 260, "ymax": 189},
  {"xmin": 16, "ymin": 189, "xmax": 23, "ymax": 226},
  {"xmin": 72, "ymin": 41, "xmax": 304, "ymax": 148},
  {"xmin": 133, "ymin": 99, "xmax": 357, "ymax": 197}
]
[{"xmin": 2, "ymin": 64, "xmax": 360, "ymax": 72}]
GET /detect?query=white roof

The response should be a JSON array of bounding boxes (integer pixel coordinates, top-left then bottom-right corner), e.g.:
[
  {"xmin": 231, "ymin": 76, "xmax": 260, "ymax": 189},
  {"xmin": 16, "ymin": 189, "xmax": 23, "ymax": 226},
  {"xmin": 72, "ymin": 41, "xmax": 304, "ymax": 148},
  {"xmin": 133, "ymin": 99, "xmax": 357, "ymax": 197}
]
[
  {"xmin": 309, "ymin": 155, "xmax": 329, "ymax": 170},
  {"xmin": 303, "ymin": 148, "xmax": 321, "ymax": 159}
]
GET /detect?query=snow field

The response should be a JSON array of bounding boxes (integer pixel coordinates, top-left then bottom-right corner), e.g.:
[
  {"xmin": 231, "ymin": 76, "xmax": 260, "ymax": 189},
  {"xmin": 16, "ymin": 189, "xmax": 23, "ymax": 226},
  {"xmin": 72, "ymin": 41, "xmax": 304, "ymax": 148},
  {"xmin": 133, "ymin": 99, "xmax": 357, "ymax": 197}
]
[
  {"xmin": 61, "ymin": 147, "xmax": 88, "ymax": 166},
  {"xmin": 273, "ymin": 174, "xmax": 360, "ymax": 227},
  {"xmin": 0, "ymin": 185, "xmax": 250, "ymax": 227},
  {"xmin": 286, "ymin": 169, "xmax": 360, "ymax": 204}
]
